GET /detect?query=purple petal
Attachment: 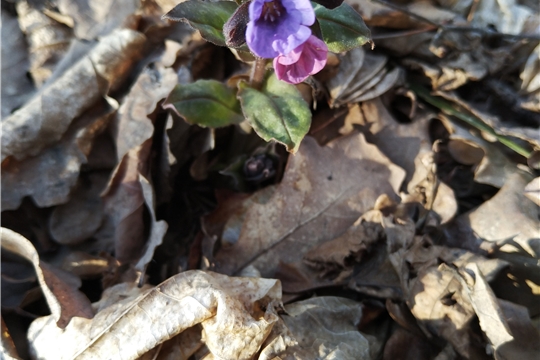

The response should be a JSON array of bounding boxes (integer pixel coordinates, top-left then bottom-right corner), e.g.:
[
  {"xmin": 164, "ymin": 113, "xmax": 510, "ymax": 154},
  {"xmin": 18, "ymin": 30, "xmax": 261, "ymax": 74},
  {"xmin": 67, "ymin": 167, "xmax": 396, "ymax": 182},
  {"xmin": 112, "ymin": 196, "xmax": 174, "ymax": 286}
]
[
  {"xmin": 248, "ymin": 0, "xmax": 267, "ymax": 21},
  {"xmin": 272, "ymin": 22, "xmax": 311, "ymax": 56},
  {"xmin": 282, "ymin": 0, "xmax": 315, "ymax": 25},
  {"xmin": 246, "ymin": 21, "xmax": 280, "ymax": 58}
]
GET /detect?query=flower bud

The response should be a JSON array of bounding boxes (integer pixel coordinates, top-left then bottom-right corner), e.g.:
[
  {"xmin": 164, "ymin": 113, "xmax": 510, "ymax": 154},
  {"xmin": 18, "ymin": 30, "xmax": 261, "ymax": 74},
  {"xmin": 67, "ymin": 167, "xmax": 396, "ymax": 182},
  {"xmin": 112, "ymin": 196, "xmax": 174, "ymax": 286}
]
[{"xmin": 223, "ymin": 1, "xmax": 251, "ymax": 48}]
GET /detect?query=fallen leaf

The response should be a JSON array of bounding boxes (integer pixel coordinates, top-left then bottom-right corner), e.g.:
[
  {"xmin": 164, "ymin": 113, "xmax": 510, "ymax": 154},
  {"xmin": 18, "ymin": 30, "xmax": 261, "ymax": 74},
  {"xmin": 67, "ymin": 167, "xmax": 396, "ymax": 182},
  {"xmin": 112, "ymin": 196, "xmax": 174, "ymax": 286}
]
[
  {"xmin": 57, "ymin": 0, "xmax": 141, "ymax": 40},
  {"xmin": 49, "ymin": 171, "xmax": 109, "ymax": 245},
  {"xmin": 1, "ymin": 28, "xmax": 146, "ymax": 162},
  {"xmin": 28, "ymin": 271, "xmax": 281, "ymax": 360},
  {"xmin": 1, "ymin": 228, "xmax": 94, "ymax": 328},
  {"xmin": 213, "ymin": 133, "xmax": 405, "ymax": 277},
  {"xmin": 1, "ymin": 100, "xmax": 114, "ymax": 210},
  {"xmin": 1, "ymin": 10, "xmax": 35, "ymax": 118},
  {"xmin": 16, "ymin": 0, "xmax": 73, "ymax": 87},
  {"xmin": 455, "ymin": 171, "xmax": 539, "ymax": 256},
  {"xmin": 261, "ymin": 297, "xmax": 373, "ymax": 360}
]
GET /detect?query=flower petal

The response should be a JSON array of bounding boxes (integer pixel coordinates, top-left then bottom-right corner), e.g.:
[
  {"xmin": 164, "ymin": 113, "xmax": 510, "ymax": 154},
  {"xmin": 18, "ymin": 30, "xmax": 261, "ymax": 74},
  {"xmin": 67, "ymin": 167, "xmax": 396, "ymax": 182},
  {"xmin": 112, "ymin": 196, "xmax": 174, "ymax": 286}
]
[
  {"xmin": 282, "ymin": 0, "xmax": 315, "ymax": 25},
  {"xmin": 274, "ymin": 35, "xmax": 328, "ymax": 84}
]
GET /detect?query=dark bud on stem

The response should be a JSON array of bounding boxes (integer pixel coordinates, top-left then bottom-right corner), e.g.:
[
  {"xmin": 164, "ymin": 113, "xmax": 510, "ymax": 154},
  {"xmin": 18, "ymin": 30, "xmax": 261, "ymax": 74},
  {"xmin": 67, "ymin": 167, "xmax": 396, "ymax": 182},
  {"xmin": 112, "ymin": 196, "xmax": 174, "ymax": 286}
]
[
  {"xmin": 311, "ymin": 0, "xmax": 344, "ymax": 9},
  {"xmin": 223, "ymin": 1, "xmax": 251, "ymax": 48},
  {"xmin": 244, "ymin": 154, "xmax": 275, "ymax": 183}
]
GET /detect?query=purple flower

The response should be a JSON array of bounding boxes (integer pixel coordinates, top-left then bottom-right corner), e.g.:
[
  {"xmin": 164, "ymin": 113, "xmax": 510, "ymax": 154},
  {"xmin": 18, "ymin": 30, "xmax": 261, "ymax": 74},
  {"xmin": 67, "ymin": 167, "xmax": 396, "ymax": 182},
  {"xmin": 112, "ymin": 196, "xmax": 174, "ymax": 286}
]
[
  {"xmin": 273, "ymin": 35, "xmax": 328, "ymax": 84},
  {"xmin": 246, "ymin": 0, "xmax": 315, "ymax": 59}
]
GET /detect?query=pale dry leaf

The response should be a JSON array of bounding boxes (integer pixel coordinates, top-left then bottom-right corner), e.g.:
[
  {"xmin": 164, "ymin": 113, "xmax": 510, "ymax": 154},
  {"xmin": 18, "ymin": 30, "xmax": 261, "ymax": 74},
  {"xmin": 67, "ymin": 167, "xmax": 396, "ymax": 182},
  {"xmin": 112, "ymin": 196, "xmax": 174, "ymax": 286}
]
[
  {"xmin": 459, "ymin": 171, "xmax": 539, "ymax": 256},
  {"xmin": 304, "ymin": 210, "xmax": 385, "ymax": 271},
  {"xmin": 1, "ymin": 10, "xmax": 35, "ymax": 118},
  {"xmin": 471, "ymin": 0, "xmax": 540, "ymax": 35},
  {"xmin": 447, "ymin": 263, "xmax": 540, "ymax": 360},
  {"xmin": 387, "ymin": 230, "xmax": 508, "ymax": 357},
  {"xmin": 349, "ymin": 98, "xmax": 434, "ymax": 193},
  {"xmin": 450, "ymin": 263, "xmax": 514, "ymax": 354},
  {"xmin": 1, "ymin": 28, "xmax": 146, "ymax": 162},
  {"xmin": 260, "ymin": 297, "xmax": 372, "ymax": 360},
  {"xmin": 102, "ymin": 140, "xmax": 151, "ymax": 264},
  {"xmin": 49, "ymin": 171, "xmax": 110, "ymax": 245},
  {"xmin": 57, "ymin": 0, "xmax": 141, "ymax": 40},
  {"xmin": 524, "ymin": 176, "xmax": 540, "ymax": 206},
  {"xmin": 113, "ymin": 65, "xmax": 178, "ymax": 161},
  {"xmin": 28, "ymin": 271, "xmax": 282, "ymax": 360},
  {"xmin": 1, "ymin": 228, "xmax": 94, "ymax": 328},
  {"xmin": 1, "ymin": 99, "xmax": 114, "ymax": 210},
  {"xmin": 440, "ymin": 116, "xmax": 520, "ymax": 188},
  {"xmin": 133, "ymin": 174, "xmax": 169, "ymax": 275},
  {"xmin": 213, "ymin": 133, "xmax": 405, "ymax": 277},
  {"xmin": 16, "ymin": 0, "xmax": 73, "ymax": 87}
]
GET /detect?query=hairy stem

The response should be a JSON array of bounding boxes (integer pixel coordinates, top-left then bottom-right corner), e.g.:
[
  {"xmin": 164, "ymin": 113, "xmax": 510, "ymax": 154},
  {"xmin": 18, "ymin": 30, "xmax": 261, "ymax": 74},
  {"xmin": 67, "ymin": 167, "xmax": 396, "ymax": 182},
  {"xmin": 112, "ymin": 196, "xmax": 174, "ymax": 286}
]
[{"xmin": 250, "ymin": 57, "xmax": 267, "ymax": 90}]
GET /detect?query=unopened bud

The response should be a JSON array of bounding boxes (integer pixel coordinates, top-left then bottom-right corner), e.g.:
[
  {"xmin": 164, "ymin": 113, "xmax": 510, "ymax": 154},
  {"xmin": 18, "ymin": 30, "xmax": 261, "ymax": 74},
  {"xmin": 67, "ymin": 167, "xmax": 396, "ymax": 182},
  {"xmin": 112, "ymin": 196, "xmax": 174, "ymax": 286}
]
[{"xmin": 223, "ymin": 1, "xmax": 250, "ymax": 48}]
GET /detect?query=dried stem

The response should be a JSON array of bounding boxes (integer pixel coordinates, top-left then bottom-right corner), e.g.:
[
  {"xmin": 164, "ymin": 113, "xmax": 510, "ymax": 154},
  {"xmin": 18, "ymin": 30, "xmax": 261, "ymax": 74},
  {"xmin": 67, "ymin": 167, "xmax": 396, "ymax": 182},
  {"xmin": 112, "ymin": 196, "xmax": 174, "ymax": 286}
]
[{"xmin": 250, "ymin": 57, "xmax": 267, "ymax": 90}]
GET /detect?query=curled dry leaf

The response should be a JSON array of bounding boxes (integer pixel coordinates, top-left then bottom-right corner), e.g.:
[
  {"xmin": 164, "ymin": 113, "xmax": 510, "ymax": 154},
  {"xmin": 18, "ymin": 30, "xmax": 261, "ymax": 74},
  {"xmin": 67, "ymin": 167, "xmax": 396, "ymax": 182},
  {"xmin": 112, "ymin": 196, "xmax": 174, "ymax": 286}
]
[
  {"xmin": 16, "ymin": 0, "xmax": 73, "ymax": 87},
  {"xmin": 103, "ymin": 62, "xmax": 177, "ymax": 267},
  {"xmin": 213, "ymin": 133, "xmax": 405, "ymax": 277},
  {"xmin": 327, "ymin": 47, "xmax": 403, "ymax": 107},
  {"xmin": 1, "ymin": 228, "xmax": 94, "ymax": 328},
  {"xmin": 113, "ymin": 65, "xmax": 179, "ymax": 161},
  {"xmin": 1, "ymin": 10, "xmax": 35, "ymax": 118},
  {"xmin": 57, "ymin": 0, "xmax": 141, "ymax": 40},
  {"xmin": 28, "ymin": 271, "xmax": 281, "ymax": 360},
  {"xmin": 445, "ymin": 263, "xmax": 540, "ymax": 360},
  {"xmin": 1, "ymin": 28, "xmax": 146, "ymax": 162},
  {"xmin": 386, "ymin": 222, "xmax": 508, "ymax": 357},
  {"xmin": 261, "ymin": 297, "xmax": 373, "ymax": 360},
  {"xmin": 1, "ymin": 100, "xmax": 114, "ymax": 210},
  {"xmin": 524, "ymin": 176, "xmax": 540, "ymax": 206},
  {"xmin": 454, "ymin": 171, "xmax": 539, "ymax": 256},
  {"xmin": 49, "ymin": 171, "xmax": 110, "ymax": 245}
]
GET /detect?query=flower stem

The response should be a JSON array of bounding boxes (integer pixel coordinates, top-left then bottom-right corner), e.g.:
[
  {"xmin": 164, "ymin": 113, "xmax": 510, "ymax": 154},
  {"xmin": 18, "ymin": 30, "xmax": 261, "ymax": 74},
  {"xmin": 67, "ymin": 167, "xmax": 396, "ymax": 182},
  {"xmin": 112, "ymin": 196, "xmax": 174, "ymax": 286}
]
[{"xmin": 250, "ymin": 57, "xmax": 267, "ymax": 90}]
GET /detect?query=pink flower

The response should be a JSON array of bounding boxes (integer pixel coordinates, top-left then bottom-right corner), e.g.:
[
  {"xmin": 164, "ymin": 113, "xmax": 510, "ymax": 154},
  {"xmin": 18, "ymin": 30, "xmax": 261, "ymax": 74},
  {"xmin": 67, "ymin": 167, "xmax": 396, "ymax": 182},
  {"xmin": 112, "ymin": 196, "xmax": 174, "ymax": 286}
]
[{"xmin": 273, "ymin": 35, "xmax": 328, "ymax": 84}]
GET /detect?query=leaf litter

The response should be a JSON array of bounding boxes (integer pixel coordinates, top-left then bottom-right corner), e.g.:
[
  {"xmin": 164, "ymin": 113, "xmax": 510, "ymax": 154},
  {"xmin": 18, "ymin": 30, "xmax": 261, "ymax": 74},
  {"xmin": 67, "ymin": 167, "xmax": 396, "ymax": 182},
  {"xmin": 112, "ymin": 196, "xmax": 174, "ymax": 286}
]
[{"xmin": 1, "ymin": 0, "xmax": 540, "ymax": 359}]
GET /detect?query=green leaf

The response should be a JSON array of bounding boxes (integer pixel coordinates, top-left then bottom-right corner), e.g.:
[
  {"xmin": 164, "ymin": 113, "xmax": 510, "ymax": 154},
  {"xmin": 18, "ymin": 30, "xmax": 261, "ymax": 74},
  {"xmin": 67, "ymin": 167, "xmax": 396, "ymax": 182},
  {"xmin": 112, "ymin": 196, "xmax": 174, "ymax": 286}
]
[
  {"xmin": 237, "ymin": 74, "xmax": 311, "ymax": 153},
  {"xmin": 313, "ymin": 2, "xmax": 372, "ymax": 53},
  {"xmin": 163, "ymin": 80, "xmax": 244, "ymax": 128},
  {"xmin": 163, "ymin": 0, "xmax": 238, "ymax": 46}
]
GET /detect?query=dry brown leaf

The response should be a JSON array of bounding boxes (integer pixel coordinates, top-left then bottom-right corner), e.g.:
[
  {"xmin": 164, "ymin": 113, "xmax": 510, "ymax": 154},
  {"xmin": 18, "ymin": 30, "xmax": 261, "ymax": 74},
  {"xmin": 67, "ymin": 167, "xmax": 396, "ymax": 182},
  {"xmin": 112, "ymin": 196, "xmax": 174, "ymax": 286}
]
[
  {"xmin": 346, "ymin": 98, "xmax": 434, "ymax": 192},
  {"xmin": 213, "ymin": 133, "xmax": 405, "ymax": 277},
  {"xmin": 1, "ymin": 28, "xmax": 146, "ymax": 162},
  {"xmin": 16, "ymin": 0, "xmax": 73, "ymax": 87},
  {"xmin": 1, "ymin": 100, "xmax": 114, "ymax": 210},
  {"xmin": 28, "ymin": 271, "xmax": 281, "ymax": 360},
  {"xmin": 326, "ymin": 47, "xmax": 403, "ymax": 107},
  {"xmin": 446, "ymin": 263, "xmax": 540, "ymax": 360},
  {"xmin": 49, "ymin": 171, "xmax": 109, "ymax": 245},
  {"xmin": 112, "ymin": 65, "xmax": 178, "ymax": 161},
  {"xmin": 102, "ymin": 140, "xmax": 151, "ymax": 264},
  {"xmin": 133, "ymin": 174, "xmax": 169, "ymax": 275},
  {"xmin": 457, "ymin": 171, "xmax": 539, "ymax": 256},
  {"xmin": 524, "ymin": 176, "xmax": 540, "ymax": 206},
  {"xmin": 57, "ymin": 0, "xmax": 141, "ymax": 40},
  {"xmin": 386, "ymin": 224, "xmax": 508, "ymax": 357},
  {"xmin": 382, "ymin": 326, "xmax": 438, "ymax": 360},
  {"xmin": 260, "ymin": 297, "xmax": 373, "ymax": 360},
  {"xmin": 1, "ymin": 10, "xmax": 35, "ymax": 118},
  {"xmin": 470, "ymin": 0, "xmax": 540, "ymax": 35},
  {"xmin": 1, "ymin": 228, "xmax": 94, "ymax": 328}
]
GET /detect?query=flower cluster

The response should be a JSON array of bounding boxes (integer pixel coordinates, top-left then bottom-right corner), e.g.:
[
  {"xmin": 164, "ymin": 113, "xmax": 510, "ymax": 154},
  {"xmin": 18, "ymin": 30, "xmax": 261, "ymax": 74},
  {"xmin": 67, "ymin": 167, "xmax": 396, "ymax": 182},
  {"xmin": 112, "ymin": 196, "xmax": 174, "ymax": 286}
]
[{"xmin": 246, "ymin": 0, "xmax": 328, "ymax": 84}]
